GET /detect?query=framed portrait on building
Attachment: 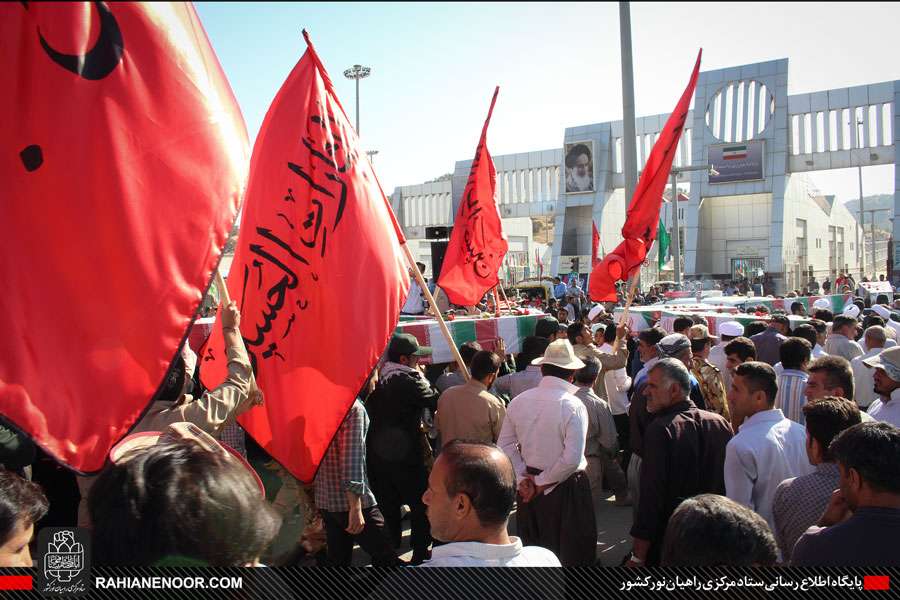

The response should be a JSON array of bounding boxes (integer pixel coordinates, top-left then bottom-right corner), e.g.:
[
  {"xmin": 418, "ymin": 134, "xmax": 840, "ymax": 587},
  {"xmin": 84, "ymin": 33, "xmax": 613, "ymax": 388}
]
[{"xmin": 564, "ymin": 141, "xmax": 594, "ymax": 194}]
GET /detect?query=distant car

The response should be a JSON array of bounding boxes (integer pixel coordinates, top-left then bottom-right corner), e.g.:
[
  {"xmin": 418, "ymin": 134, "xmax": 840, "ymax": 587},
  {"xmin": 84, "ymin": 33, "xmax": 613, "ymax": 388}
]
[{"xmin": 512, "ymin": 279, "xmax": 555, "ymax": 304}]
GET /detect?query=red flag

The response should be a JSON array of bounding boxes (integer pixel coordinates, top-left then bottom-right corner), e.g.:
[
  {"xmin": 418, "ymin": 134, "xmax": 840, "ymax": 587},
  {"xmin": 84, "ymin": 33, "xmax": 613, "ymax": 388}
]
[
  {"xmin": 0, "ymin": 3, "xmax": 248, "ymax": 472},
  {"xmin": 437, "ymin": 87, "xmax": 508, "ymax": 306},
  {"xmin": 590, "ymin": 50, "xmax": 701, "ymax": 302},
  {"xmin": 201, "ymin": 31, "xmax": 409, "ymax": 482},
  {"xmin": 592, "ymin": 221, "xmax": 600, "ymax": 266}
]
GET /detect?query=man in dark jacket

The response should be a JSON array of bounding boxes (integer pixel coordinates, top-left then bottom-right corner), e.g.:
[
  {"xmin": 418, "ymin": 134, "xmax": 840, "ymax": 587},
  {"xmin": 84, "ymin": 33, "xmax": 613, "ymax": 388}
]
[
  {"xmin": 750, "ymin": 314, "xmax": 789, "ymax": 366},
  {"xmin": 626, "ymin": 358, "xmax": 733, "ymax": 567},
  {"xmin": 366, "ymin": 333, "xmax": 439, "ymax": 564}
]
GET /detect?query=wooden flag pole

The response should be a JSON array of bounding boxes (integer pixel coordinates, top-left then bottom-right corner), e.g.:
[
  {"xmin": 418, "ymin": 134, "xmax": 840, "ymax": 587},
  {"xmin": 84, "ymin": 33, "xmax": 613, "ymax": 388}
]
[
  {"xmin": 611, "ymin": 269, "xmax": 641, "ymax": 354},
  {"xmin": 400, "ymin": 243, "xmax": 470, "ymax": 381},
  {"xmin": 492, "ymin": 286, "xmax": 502, "ymax": 318},
  {"xmin": 214, "ymin": 270, "xmax": 259, "ymax": 393},
  {"xmin": 498, "ymin": 284, "xmax": 512, "ymax": 315}
]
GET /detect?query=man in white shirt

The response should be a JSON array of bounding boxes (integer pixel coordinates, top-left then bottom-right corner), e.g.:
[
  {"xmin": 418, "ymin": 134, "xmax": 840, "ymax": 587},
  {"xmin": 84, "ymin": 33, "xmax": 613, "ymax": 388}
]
[
  {"xmin": 401, "ymin": 263, "xmax": 427, "ymax": 315},
  {"xmin": 421, "ymin": 440, "xmax": 560, "ymax": 567},
  {"xmin": 861, "ymin": 346, "xmax": 900, "ymax": 427},
  {"xmin": 724, "ymin": 361, "xmax": 814, "ymax": 532},
  {"xmin": 597, "ymin": 324, "xmax": 632, "ymax": 471},
  {"xmin": 497, "ymin": 339, "xmax": 596, "ymax": 566},
  {"xmin": 851, "ymin": 326, "xmax": 886, "ymax": 410},
  {"xmin": 709, "ymin": 321, "xmax": 742, "ymax": 393}
]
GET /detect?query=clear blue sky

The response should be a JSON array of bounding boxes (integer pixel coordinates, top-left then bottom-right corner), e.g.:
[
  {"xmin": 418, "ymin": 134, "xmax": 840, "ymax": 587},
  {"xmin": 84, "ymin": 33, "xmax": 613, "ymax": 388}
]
[{"xmin": 195, "ymin": 2, "xmax": 898, "ymax": 202}]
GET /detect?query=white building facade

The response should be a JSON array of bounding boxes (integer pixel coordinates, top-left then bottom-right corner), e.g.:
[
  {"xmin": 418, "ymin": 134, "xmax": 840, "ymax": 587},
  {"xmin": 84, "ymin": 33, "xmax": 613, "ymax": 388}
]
[{"xmin": 390, "ymin": 58, "xmax": 897, "ymax": 294}]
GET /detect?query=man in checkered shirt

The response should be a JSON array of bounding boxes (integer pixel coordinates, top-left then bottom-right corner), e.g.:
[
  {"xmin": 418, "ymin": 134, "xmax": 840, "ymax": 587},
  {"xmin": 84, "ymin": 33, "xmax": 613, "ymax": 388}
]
[{"xmin": 314, "ymin": 398, "xmax": 400, "ymax": 566}]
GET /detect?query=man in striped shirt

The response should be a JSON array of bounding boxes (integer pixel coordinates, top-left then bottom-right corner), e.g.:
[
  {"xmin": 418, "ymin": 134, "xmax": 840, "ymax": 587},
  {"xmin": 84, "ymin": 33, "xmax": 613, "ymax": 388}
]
[{"xmin": 775, "ymin": 338, "xmax": 811, "ymax": 424}]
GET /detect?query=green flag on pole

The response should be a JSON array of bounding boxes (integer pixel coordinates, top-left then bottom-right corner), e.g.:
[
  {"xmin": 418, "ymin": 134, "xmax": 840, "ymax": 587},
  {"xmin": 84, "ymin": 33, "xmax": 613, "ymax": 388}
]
[{"xmin": 658, "ymin": 217, "xmax": 670, "ymax": 270}]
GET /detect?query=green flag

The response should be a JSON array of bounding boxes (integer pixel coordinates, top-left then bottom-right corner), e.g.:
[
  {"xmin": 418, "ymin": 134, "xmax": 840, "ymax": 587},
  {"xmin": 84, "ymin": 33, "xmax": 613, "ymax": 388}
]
[{"xmin": 658, "ymin": 217, "xmax": 670, "ymax": 270}]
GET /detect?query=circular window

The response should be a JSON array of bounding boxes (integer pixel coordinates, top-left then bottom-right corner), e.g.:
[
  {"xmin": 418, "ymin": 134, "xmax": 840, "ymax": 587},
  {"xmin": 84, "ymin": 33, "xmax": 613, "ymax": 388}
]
[{"xmin": 705, "ymin": 80, "xmax": 774, "ymax": 143}]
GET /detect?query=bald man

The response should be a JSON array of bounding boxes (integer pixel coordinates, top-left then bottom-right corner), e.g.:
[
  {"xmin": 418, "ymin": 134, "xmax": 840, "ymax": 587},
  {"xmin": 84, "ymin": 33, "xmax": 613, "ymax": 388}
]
[{"xmin": 420, "ymin": 441, "xmax": 560, "ymax": 566}]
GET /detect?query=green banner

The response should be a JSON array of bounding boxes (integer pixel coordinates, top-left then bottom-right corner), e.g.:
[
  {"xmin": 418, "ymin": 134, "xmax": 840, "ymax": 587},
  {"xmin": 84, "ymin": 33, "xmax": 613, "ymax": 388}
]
[{"xmin": 658, "ymin": 217, "xmax": 670, "ymax": 270}]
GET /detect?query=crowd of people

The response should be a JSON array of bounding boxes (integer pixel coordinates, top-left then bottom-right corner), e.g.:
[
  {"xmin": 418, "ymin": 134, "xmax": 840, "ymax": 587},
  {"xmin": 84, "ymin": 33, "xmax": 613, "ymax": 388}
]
[{"xmin": 2, "ymin": 271, "xmax": 900, "ymax": 570}]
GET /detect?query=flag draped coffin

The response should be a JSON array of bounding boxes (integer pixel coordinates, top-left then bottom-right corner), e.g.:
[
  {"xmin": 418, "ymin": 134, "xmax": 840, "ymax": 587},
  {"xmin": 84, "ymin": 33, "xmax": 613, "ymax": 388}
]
[
  {"xmin": 437, "ymin": 87, "xmax": 508, "ymax": 306},
  {"xmin": 590, "ymin": 50, "xmax": 701, "ymax": 302},
  {"xmin": 0, "ymin": 2, "xmax": 248, "ymax": 472},
  {"xmin": 201, "ymin": 32, "xmax": 409, "ymax": 482}
]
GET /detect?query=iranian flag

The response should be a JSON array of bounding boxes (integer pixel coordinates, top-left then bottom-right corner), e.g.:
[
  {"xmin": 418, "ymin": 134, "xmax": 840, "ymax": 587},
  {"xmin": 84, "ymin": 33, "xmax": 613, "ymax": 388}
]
[
  {"xmin": 397, "ymin": 315, "xmax": 539, "ymax": 364},
  {"xmin": 723, "ymin": 145, "xmax": 748, "ymax": 160}
]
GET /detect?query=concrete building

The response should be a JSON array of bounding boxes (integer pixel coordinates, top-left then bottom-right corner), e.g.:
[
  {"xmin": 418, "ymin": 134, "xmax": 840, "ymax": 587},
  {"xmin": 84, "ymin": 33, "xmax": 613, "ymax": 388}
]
[
  {"xmin": 390, "ymin": 177, "xmax": 534, "ymax": 282},
  {"xmin": 390, "ymin": 58, "xmax": 897, "ymax": 294}
]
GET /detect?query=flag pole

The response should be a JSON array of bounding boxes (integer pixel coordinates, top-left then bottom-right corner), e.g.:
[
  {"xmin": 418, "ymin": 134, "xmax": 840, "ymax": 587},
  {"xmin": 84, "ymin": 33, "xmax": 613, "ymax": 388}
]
[
  {"xmin": 498, "ymin": 284, "xmax": 512, "ymax": 314},
  {"xmin": 400, "ymin": 243, "xmax": 470, "ymax": 380},
  {"xmin": 492, "ymin": 286, "xmax": 502, "ymax": 318},
  {"xmin": 214, "ymin": 270, "xmax": 259, "ymax": 393},
  {"xmin": 612, "ymin": 269, "xmax": 640, "ymax": 353}
]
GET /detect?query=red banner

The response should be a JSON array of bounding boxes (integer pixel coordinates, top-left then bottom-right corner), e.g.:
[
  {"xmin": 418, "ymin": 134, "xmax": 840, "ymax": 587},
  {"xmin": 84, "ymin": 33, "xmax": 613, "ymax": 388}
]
[
  {"xmin": 0, "ymin": 2, "xmax": 248, "ymax": 472},
  {"xmin": 592, "ymin": 220, "xmax": 600, "ymax": 267},
  {"xmin": 438, "ymin": 87, "xmax": 508, "ymax": 306},
  {"xmin": 201, "ymin": 31, "xmax": 409, "ymax": 482},
  {"xmin": 590, "ymin": 50, "xmax": 701, "ymax": 302}
]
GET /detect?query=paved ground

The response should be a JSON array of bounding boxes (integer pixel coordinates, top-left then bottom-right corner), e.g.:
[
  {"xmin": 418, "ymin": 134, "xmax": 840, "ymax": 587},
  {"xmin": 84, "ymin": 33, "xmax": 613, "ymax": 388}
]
[
  {"xmin": 261, "ymin": 467, "xmax": 634, "ymax": 567},
  {"xmin": 388, "ymin": 489, "xmax": 634, "ymax": 567}
]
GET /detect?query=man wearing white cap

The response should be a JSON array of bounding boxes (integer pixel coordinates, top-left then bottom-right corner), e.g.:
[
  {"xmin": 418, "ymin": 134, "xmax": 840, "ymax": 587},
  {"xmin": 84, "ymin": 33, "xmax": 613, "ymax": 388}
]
[
  {"xmin": 587, "ymin": 303, "xmax": 606, "ymax": 323},
  {"xmin": 861, "ymin": 347, "xmax": 900, "ymax": 427},
  {"xmin": 842, "ymin": 303, "xmax": 861, "ymax": 321},
  {"xmin": 710, "ymin": 321, "xmax": 743, "ymax": 393},
  {"xmin": 497, "ymin": 339, "xmax": 596, "ymax": 566},
  {"xmin": 851, "ymin": 326, "xmax": 887, "ymax": 410},
  {"xmin": 812, "ymin": 298, "xmax": 832, "ymax": 312},
  {"xmin": 871, "ymin": 304, "xmax": 900, "ymax": 343}
]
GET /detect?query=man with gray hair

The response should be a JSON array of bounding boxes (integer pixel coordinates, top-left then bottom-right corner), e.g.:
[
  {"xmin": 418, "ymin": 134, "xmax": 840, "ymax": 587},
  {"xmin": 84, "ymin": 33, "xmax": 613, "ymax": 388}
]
[
  {"xmin": 625, "ymin": 358, "xmax": 733, "ymax": 567},
  {"xmin": 656, "ymin": 333, "xmax": 707, "ymax": 411},
  {"xmin": 851, "ymin": 326, "xmax": 887, "ymax": 410}
]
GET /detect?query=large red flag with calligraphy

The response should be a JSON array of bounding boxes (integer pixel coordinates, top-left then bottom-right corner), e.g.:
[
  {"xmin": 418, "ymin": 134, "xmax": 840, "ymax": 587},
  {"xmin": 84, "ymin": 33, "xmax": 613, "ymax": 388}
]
[
  {"xmin": 437, "ymin": 88, "xmax": 508, "ymax": 306},
  {"xmin": 201, "ymin": 31, "xmax": 409, "ymax": 482},
  {"xmin": 590, "ymin": 50, "xmax": 701, "ymax": 302},
  {"xmin": 0, "ymin": 2, "xmax": 248, "ymax": 472}
]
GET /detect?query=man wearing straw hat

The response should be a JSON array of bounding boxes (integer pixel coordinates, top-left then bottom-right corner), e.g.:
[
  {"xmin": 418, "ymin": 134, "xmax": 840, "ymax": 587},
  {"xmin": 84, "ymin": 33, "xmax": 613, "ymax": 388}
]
[{"xmin": 497, "ymin": 339, "xmax": 596, "ymax": 566}]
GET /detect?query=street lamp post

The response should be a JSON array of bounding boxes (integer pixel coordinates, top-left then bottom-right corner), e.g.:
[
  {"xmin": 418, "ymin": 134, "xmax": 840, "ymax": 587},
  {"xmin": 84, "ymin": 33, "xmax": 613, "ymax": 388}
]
[
  {"xmin": 856, "ymin": 118, "xmax": 865, "ymax": 277},
  {"xmin": 366, "ymin": 150, "xmax": 379, "ymax": 164},
  {"xmin": 863, "ymin": 207, "xmax": 891, "ymax": 278},
  {"xmin": 343, "ymin": 64, "xmax": 371, "ymax": 135},
  {"xmin": 619, "ymin": 2, "xmax": 638, "ymax": 207},
  {"xmin": 668, "ymin": 164, "xmax": 718, "ymax": 285}
]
